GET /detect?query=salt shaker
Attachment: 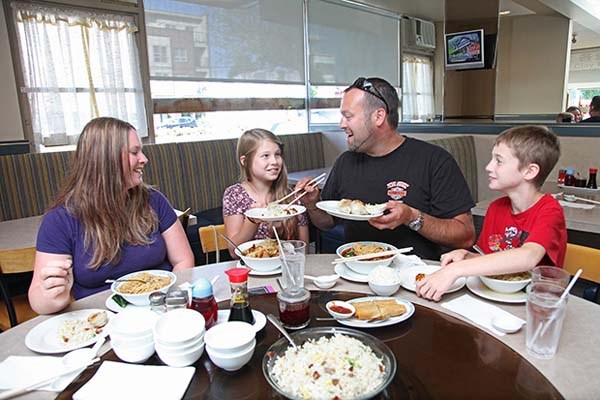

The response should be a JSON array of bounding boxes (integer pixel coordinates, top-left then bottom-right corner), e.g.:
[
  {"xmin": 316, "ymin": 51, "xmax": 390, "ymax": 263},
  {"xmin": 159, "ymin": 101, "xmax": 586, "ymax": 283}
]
[
  {"xmin": 149, "ymin": 291, "xmax": 166, "ymax": 314},
  {"xmin": 165, "ymin": 288, "xmax": 189, "ymax": 311}
]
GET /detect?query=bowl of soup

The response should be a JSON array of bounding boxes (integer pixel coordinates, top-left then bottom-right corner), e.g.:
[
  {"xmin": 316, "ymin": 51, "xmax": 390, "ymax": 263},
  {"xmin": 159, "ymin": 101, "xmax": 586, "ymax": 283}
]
[
  {"xmin": 336, "ymin": 242, "xmax": 397, "ymax": 275},
  {"xmin": 480, "ymin": 272, "xmax": 531, "ymax": 293}
]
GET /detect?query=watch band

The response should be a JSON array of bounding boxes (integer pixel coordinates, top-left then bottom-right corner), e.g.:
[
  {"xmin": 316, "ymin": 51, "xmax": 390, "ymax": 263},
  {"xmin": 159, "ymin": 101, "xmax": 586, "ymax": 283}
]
[{"xmin": 407, "ymin": 211, "xmax": 424, "ymax": 231}]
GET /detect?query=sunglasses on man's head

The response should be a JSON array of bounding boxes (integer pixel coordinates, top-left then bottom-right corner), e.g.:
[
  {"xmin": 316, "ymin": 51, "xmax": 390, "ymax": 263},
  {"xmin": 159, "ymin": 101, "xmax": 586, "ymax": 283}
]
[{"xmin": 349, "ymin": 77, "xmax": 390, "ymax": 113}]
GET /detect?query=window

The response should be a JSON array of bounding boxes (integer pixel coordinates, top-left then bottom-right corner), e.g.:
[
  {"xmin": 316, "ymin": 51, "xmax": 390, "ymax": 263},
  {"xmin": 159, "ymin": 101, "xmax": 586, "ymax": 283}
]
[
  {"xmin": 153, "ymin": 45, "xmax": 169, "ymax": 63},
  {"xmin": 11, "ymin": 2, "xmax": 147, "ymax": 150},
  {"xmin": 174, "ymin": 48, "xmax": 188, "ymax": 63},
  {"xmin": 402, "ymin": 54, "xmax": 434, "ymax": 122}
]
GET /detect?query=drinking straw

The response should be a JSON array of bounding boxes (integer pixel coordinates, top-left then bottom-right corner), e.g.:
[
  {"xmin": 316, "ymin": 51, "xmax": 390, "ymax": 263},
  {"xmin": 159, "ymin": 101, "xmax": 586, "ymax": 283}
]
[{"xmin": 273, "ymin": 227, "xmax": 295, "ymax": 289}]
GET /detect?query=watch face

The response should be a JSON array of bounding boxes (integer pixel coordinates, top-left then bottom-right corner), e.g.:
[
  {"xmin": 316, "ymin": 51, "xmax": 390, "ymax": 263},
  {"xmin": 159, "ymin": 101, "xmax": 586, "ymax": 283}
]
[{"xmin": 408, "ymin": 213, "xmax": 423, "ymax": 231}]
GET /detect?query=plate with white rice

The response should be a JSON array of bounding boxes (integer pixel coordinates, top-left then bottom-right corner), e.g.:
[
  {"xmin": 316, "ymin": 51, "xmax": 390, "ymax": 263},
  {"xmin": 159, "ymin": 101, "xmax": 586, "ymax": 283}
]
[
  {"xmin": 25, "ymin": 309, "xmax": 113, "ymax": 354},
  {"xmin": 263, "ymin": 327, "xmax": 396, "ymax": 400}
]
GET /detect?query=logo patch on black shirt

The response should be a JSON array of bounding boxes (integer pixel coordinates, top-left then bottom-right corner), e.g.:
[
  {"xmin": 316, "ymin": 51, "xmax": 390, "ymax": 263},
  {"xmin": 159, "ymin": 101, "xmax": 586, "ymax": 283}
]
[{"xmin": 386, "ymin": 180, "xmax": 409, "ymax": 200}]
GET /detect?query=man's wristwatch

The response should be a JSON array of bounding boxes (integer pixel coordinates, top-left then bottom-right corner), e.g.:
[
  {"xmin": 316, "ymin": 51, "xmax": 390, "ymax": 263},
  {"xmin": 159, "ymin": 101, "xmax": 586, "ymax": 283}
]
[{"xmin": 407, "ymin": 211, "xmax": 424, "ymax": 231}]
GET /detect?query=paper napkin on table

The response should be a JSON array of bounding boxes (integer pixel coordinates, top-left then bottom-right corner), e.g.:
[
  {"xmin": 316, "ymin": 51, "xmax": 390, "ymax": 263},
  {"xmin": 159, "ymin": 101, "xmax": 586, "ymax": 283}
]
[
  {"xmin": 441, "ymin": 294, "xmax": 525, "ymax": 336},
  {"xmin": 394, "ymin": 254, "xmax": 426, "ymax": 268},
  {"xmin": 558, "ymin": 200, "xmax": 595, "ymax": 210},
  {"xmin": 0, "ymin": 355, "xmax": 80, "ymax": 392},
  {"xmin": 73, "ymin": 361, "xmax": 195, "ymax": 400}
]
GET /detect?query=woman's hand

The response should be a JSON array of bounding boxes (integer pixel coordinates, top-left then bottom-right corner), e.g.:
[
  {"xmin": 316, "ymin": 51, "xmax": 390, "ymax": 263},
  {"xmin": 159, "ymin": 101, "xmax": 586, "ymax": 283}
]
[{"xmin": 39, "ymin": 258, "xmax": 73, "ymax": 298}]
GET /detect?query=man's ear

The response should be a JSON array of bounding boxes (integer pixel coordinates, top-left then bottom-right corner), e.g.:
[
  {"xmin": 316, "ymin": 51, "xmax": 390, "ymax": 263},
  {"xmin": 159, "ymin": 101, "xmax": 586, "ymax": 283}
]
[
  {"xmin": 524, "ymin": 163, "xmax": 540, "ymax": 182},
  {"xmin": 372, "ymin": 108, "xmax": 387, "ymax": 127}
]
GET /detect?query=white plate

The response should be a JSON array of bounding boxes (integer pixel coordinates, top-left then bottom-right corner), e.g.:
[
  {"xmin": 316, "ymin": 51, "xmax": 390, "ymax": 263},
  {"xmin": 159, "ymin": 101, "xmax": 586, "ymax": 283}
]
[
  {"xmin": 466, "ymin": 276, "xmax": 527, "ymax": 304},
  {"xmin": 334, "ymin": 263, "xmax": 369, "ymax": 283},
  {"xmin": 557, "ymin": 184, "xmax": 600, "ymax": 193},
  {"xmin": 400, "ymin": 265, "xmax": 466, "ymax": 293},
  {"xmin": 236, "ymin": 261, "xmax": 282, "ymax": 276},
  {"xmin": 244, "ymin": 205, "xmax": 306, "ymax": 222},
  {"xmin": 25, "ymin": 309, "xmax": 114, "ymax": 354},
  {"xmin": 335, "ymin": 296, "xmax": 415, "ymax": 328},
  {"xmin": 214, "ymin": 309, "xmax": 267, "ymax": 332},
  {"xmin": 316, "ymin": 200, "xmax": 384, "ymax": 221},
  {"xmin": 105, "ymin": 294, "xmax": 151, "ymax": 314}
]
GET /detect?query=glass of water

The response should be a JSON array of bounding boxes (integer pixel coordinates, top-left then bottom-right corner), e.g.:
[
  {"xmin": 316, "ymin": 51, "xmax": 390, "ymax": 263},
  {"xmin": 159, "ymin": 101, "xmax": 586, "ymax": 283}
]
[
  {"xmin": 280, "ymin": 240, "xmax": 306, "ymax": 294},
  {"xmin": 526, "ymin": 282, "xmax": 568, "ymax": 359}
]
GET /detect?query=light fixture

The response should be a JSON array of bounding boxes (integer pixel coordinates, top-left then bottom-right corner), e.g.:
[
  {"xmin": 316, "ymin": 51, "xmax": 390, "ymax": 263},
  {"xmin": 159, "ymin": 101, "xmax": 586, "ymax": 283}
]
[
  {"xmin": 572, "ymin": 33, "xmax": 578, "ymax": 44},
  {"xmin": 499, "ymin": 10, "xmax": 511, "ymax": 16}
]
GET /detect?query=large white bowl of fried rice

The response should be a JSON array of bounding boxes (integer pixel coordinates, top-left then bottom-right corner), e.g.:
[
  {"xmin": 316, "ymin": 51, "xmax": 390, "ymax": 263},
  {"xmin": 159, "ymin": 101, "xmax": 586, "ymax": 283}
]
[
  {"xmin": 110, "ymin": 270, "xmax": 176, "ymax": 306},
  {"xmin": 263, "ymin": 327, "xmax": 396, "ymax": 400}
]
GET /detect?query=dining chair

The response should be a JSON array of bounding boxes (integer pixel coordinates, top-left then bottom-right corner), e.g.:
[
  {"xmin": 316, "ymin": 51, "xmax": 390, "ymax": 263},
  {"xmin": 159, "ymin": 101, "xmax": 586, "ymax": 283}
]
[
  {"xmin": 198, "ymin": 225, "xmax": 228, "ymax": 265},
  {"xmin": 178, "ymin": 207, "xmax": 192, "ymax": 228},
  {"xmin": 0, "ymin": 247, "xmax": 37, "ymax": 331},
  {"xmin": 564, "ymin": 243, "xmax": 600, "ymax": 303}
]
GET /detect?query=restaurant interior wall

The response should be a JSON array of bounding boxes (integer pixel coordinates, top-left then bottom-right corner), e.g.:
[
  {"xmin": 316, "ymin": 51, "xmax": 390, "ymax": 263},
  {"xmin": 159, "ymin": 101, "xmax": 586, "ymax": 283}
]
[
  {"xmin": 0, "ymin": 6, "xmax": 23, "ymax": 142},
  {"xmin": 495, "ymin": 14, "xmax": 570, "ymax": 115},
  {"xmin": 443, "ymin": 0, "xmax": 499, "ymax": 120}
]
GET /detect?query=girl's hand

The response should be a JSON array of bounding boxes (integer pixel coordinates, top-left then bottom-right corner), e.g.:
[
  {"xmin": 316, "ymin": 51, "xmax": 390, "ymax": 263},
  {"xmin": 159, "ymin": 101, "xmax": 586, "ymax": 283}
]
[{"xmin": 39, "ymin": 258, "xmax": 73, "ymax": 298}]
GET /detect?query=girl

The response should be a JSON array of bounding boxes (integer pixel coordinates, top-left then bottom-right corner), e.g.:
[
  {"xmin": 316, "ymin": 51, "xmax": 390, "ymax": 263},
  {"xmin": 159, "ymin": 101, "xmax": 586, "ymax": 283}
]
[{"xmin": 223, "ymin": 129, "xmax": 309, "ymax": 258}]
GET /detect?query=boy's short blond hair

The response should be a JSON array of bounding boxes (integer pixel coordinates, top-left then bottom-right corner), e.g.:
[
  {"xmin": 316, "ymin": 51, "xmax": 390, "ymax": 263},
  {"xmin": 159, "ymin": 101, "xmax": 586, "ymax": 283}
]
[{"xmin": 495, "ymin": 126, "xmax": 561, "ymax": 188}]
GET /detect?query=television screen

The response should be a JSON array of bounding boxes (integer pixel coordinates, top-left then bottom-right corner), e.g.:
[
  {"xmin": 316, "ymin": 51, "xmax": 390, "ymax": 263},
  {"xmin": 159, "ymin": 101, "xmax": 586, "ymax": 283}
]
[{"xmin": 445, "ymin": 29, "xmax": 485, "ymax": 70}]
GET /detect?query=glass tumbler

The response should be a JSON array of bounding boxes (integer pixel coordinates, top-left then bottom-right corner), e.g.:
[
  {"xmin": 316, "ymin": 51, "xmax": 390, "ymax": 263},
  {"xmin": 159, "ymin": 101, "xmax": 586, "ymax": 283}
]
[{"xmin": 526, "ymin": 282, "xmax": 568, "ymax": 359}]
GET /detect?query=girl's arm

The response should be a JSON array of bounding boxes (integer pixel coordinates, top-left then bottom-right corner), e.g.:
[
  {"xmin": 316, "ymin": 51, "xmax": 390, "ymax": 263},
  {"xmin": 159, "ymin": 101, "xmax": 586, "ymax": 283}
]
[
  {"xmin": 224, "ymin": 214, "xmax": 260, "ymax": 258},
  {"xmin": 298, "ymin": 224, "xmax": 309, "ymax": 246}
]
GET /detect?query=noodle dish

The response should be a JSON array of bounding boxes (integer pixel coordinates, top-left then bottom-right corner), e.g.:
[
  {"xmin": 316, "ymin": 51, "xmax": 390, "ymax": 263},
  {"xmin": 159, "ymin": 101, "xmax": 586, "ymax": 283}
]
[
  {"xmin": 235, "ymin": 239, "xmax": 282, "ymax": 272},
  {"xmin": 110, "ymin": 270, "xmax": 176, "ymax": 306}
]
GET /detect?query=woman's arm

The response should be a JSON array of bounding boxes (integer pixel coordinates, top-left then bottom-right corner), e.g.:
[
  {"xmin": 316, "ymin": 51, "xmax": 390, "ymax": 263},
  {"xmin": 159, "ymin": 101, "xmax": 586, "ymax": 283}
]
[
  {"xmin": 163, "ymin": 220, "xmax": 194, "ymax": 271},
  {"xmin": 28, "ymin": 252, "xmax": 73, "ymax": 314}
]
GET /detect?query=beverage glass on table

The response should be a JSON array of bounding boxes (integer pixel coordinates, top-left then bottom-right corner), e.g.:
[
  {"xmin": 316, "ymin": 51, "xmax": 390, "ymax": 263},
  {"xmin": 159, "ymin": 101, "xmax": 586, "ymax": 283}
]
[
  {"xmin": 526, "ymin": 282, "xmax": 568, "ymax": 359},
  {"xmin": 531, "ymin": 266, "xmax": 570, "ymax": 289},
  {"xmin": 278, "ymin": 240, "xmax": 310, "ymax": 329},
  {"xmin": 280, "ymin": 240, "xmax": 306, "ymax": 293}
]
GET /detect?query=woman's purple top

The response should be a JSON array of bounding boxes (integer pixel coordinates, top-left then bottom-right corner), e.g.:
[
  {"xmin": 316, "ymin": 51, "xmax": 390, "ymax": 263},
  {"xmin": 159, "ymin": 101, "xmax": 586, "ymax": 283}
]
[
  {"xmin": 36, "ymin": 189, "xmax": 177, "ymax": 299},
  {"xmin": 222, "ymin": 183, "xmax": 308, "ymax": 240}
]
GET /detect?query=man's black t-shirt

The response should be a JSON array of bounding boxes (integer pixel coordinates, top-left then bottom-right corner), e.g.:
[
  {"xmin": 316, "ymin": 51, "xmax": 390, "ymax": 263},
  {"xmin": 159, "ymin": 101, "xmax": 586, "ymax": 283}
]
[
  {"xmin": 321, "ymin": 137, "xmax": 475, "ymax": 260},
  {"xmin": 581, "ymin": 116, "xmax": 600, "ymax": 123}
]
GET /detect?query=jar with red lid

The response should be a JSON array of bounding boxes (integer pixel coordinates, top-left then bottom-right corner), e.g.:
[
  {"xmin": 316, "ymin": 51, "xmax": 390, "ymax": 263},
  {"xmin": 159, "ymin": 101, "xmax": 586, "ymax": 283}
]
[{"xmin": 587, "ymin": 168, "xmax": 598, "ymax": 189}]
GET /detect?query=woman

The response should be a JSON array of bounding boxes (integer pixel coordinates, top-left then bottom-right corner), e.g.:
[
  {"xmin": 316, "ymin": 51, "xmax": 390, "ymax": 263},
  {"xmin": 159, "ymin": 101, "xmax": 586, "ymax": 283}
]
[
  {"xmin": 29, "ymin": 117, "xmax": 194, "ymax": 314},
  {"xmin": 222, "ymin": 129, "xmax": 309, "ymax": 258}
]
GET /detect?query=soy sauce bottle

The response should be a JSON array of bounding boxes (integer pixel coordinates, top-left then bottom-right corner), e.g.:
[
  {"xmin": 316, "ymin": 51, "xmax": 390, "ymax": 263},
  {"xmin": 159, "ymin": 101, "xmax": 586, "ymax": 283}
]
[{"xmin": 224, "ymin": 268, "xmax": 255, "ymax": 324}]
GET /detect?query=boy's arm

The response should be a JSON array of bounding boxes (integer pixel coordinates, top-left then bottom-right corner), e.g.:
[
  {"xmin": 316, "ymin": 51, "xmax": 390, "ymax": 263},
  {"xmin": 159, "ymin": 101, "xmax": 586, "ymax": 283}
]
[{"xmin": 416, "ymin": 242, "xmax": 546, "ymax": 301}]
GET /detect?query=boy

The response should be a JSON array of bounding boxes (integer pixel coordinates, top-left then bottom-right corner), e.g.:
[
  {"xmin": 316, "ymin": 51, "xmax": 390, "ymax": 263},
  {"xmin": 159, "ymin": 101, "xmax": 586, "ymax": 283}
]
[{"xmin": 416, "ymin": 126, "xmax": 567, "ymax": 301}]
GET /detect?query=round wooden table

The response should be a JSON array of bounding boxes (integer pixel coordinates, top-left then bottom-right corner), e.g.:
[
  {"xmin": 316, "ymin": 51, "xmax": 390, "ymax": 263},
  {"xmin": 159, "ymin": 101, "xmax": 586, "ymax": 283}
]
[{"xmin": 58, "ymin": 291, "xmax": 562, "ymax": 399}]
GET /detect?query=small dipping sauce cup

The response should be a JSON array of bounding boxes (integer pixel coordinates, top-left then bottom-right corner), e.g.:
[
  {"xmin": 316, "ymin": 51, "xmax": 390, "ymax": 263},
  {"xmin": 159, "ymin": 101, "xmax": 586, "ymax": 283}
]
[{"xmin": 277, "ymin": 288, "xmax": 310, "ymax": 329}]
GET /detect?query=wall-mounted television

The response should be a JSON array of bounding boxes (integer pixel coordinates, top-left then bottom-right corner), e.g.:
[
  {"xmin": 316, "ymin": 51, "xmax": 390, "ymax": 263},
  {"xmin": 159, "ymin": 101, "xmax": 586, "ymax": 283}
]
[{"xmin": 445, "ymin": 29, "xmax": 485, "ymax": 70}]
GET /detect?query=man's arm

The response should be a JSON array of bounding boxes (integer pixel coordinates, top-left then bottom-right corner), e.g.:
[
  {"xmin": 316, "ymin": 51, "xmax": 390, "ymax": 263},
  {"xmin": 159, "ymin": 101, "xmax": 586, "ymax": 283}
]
[
  {"xmin": 369, "ymin": 201, "xmax": 475, "ymax": 249},
  {"xmin": 295, "ymin": 177, "xmax": 335, "ymax": 230}
]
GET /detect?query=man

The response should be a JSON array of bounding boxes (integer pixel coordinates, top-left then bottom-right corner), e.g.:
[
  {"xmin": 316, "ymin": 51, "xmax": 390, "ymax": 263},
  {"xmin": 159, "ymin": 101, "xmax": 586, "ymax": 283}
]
[
  {"xmin": 297, "ymin": 77, "xmax": 475, "ymax": 260},
  {"xmin": 581, "ymin": 96, "xmax": 600, "ymax": 123}
]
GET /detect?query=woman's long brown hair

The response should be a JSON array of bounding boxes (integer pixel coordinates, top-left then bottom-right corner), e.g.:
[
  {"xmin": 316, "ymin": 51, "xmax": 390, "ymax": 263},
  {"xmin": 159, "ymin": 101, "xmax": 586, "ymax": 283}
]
[
  {"xmin": 237, "ymin": 128, "xmax": 298, "ymax": 239},
  {"xmin": 51, "ymin": 117, "xmax": 157, "ymax": 269}
]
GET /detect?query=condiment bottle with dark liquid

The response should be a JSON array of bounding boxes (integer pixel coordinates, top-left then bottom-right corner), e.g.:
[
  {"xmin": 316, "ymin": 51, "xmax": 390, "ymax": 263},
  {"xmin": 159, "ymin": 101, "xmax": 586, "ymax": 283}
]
[
  {"xmin": 564, "ymin": 169, "xmax": 575, "ymax": 186},
  {"xmin": 587, "ymin": 168, "xmax": 598, "ymax": 189},
  {"xmin": 189, "ymin": 278, "xmax": 218, "ymax": 329},
  {"xmin": 225, "ymin": 268, "xmax": 255, "ymax": 324}
]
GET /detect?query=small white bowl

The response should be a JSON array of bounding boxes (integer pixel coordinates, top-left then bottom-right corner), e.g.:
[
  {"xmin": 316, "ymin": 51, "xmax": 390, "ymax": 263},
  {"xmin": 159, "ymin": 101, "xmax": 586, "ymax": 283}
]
[
  {"xmin": 155, "ymin": 334, "xmax": 204, "ymax": 352},
  {"xmin": 111, "ymin": 270, "xmax": 176, "ymax": 306},
  {"xmin": 368, "ymin": 266, "xmax": 401, "ymax": 296},
  {"xmin": 154, "ymin": 309, "xmax": 206, "ymax": 346},
  {"xmin": 112, "ymin": 339, "xmax": 155, "ymax": 363},
  {"xmin": 156, "ymin": 340, "xmax": 205, "ymax": 367},
  {"xmin": 336, "ymin": 242, "xmax": 398, "ymax": 275},
  {"xmin": 111, "ymin": 331, "xmax": 154, "ymax": 348},
  {"xmin": 234, "ymin": 239, "xmax": 281, "ymax": 272},
  {"xmin": 204, "ymin": 321, "xmax": 256, "ymax": 353},
  {"xmin": 108, "ymin": 309, "xmax": 158, "ymax": 338},
  {"xmin": 206, "ymin": 339, "xmax": 256, "ymax": 371},
  {"xmin": 326, "ymin": 301, "xmax": 355, "ymax": 319},
  {"xmin": 480, "ymin": 275, "xmax": 531, "ymax": 294}
]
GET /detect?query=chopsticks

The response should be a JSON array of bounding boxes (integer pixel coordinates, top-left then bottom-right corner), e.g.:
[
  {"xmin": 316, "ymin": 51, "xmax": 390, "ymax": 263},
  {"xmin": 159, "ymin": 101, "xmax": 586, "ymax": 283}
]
[
  {"xmin": 567, "ymin": 195, "xmax": 600, "ymax": 205},
  {"xmin": 332, "ymin": 247, "xmax": 413, "ymax": 264},
  {"xmin": 272, "ymin": 172, "xmax": 327, "ymax": 205},
  {"xmin": 283, "ymin": 175, "xmax": 327, "ymax": 210}
]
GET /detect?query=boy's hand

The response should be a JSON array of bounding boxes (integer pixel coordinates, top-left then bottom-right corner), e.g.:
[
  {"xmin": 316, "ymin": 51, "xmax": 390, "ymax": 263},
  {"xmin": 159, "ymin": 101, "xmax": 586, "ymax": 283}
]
[
  {"xmin": 416, "ymin": 267, "xmax": 458, "ymax": 302},
  {"xmin": 440, "ymin": 249, "xmax": 471, "ymax": 266}
]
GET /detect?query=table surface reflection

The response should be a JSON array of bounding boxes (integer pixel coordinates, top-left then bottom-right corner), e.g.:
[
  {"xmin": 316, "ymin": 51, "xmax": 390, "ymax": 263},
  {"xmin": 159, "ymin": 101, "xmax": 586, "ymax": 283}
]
[{"xmin": 58, "ymin": 291, "xmax": 561, "ymax": 399}]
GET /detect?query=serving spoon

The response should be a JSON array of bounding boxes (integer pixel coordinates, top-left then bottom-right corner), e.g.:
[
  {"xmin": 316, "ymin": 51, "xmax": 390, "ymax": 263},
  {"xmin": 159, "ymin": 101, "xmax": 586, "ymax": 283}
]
[
  {"xmin": 267, "ymin": 313, "xmax": 297, "ymax": 350},
  {"xmin": 218, "ymin": 233, "xmax": 246, "ymax": 266},
  {"xmin": 304, "ymin": 274, "xmax": 339, "ymax": 289}
]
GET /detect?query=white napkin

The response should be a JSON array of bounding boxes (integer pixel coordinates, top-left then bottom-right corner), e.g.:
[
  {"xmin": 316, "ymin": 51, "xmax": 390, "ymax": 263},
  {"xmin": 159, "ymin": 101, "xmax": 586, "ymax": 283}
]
[
  {"xmin": 558, "ymin": 200, "xmax": 595, "ymax": 209},
  {"xmin": 73, "ymin": 361, "xmax": 195, "ymax": 400},
  {"xmin": 394, "ymin": 254, "xmax": 426, "ymax": 268},
  {"xmin": 0, "ymin": 355, "xmax": 80, "ymax": 392},
  {"xmin": 441, "ymin": 294, "xmax": 525, "ymax": 336}
]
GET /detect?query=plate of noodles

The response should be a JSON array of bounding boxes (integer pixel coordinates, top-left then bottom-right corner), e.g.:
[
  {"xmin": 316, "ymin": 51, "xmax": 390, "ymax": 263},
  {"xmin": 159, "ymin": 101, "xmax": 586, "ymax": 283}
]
[
  {"xmin": 263, "ymin": 327, "xmax": 396, "ymax": 400},
  {"xmin": 25, "ymin": 309, "xmax": 113, "ymax": 354},
  {"xmin": 316, "ymin": 200, "xmax": 386, "ymax": 221},
  {"xmin": 110, "ymin": 270, "xmax": 176, "ymax": 306},
  {"xmin": 244, "ymin": 204, "xmax": 306, "ymax": 222}
]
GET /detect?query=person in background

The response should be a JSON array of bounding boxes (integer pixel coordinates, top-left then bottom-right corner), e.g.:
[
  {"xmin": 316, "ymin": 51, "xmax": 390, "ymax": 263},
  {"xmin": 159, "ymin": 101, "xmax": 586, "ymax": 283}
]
[
  {"xmin": 555, "ymin": 112, "xmax": 573, "ymax": 123},
  {"xmin": 223, "ymin": 128, "xmax": 309, "ymax": 258},
  {"xmin": 581, "ymin": 96, "xmax": 600, "ymax": 123},
  {"xmin": 29, "ymin": 117, "xmax": 194, "ymax": 314},
  {"xmin": 566, "ymin": 106, "xmax": 582, "ymax": 123},
  {"xmin": 296, "ymin": 77, "xmax": 475, "ymax": 260},
  {"xmin": 417, "ymin": 126, "xmax": 566, "ymax": 301}
]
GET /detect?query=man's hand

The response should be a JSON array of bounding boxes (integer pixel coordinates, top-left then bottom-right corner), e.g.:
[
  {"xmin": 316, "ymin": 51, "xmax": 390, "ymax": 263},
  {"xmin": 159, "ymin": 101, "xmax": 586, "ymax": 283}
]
[
  {"xmin": 369, "ymin": 201, "xmax": 416, "ymax": 230},
  {"xmin": 294, "ymin": 177, "xmax": 321, "ymax": 208}
]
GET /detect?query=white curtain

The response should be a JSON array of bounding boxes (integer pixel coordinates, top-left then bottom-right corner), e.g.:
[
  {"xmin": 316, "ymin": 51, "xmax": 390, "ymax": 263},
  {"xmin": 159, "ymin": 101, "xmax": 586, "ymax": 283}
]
[
  {"xmin": 402, "ymin": 54, "xmax": 434, "ymax": 121},
  {"xmin": 12, "ymin": 2, "xmax": 147, "ymax": 147}
]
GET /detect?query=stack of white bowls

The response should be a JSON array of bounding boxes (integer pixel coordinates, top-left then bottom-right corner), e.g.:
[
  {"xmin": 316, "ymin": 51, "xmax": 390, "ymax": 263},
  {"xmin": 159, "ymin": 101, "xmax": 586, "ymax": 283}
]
[
  {"xmin": 204, "ymin": 321, "xmax": 256, "ymax": 371},
  {"xmin": 154, "ymin": 308, "xmax": 206, "ymax": 367},
  {"xmin": 109, "ymin": 309, "xmax": 158, "ymax": 363}
]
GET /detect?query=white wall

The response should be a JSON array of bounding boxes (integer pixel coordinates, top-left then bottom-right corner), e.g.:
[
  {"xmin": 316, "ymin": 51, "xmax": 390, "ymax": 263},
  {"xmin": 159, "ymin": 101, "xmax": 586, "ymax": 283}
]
[{"xmin": 0, "ymin": 7, "xmax": 24, "ymax": 141}]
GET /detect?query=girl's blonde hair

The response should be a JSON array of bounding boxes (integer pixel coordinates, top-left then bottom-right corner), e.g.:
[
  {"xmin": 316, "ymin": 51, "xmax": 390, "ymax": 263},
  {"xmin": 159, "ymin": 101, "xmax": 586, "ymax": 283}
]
[
  {"xmin": 237, "ymin": 128, "xmax": 298, "ymax": 239},
  {"xmin": 51, "ymin": 117, "xmax": 157, "ymax": 269}
]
